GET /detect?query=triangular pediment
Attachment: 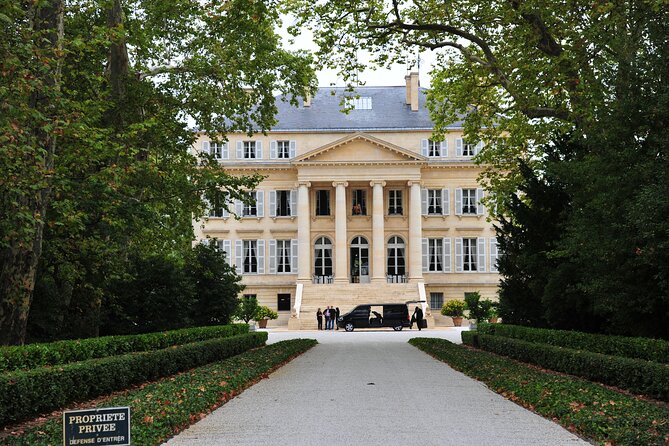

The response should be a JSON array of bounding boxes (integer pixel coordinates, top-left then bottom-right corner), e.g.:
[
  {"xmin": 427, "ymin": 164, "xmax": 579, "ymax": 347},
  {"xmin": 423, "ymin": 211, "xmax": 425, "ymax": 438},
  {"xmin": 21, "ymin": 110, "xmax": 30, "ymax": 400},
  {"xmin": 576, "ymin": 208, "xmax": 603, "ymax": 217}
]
[{"xmin": 294, "ymin": 133, "xmax": 425, "ymax": 164}]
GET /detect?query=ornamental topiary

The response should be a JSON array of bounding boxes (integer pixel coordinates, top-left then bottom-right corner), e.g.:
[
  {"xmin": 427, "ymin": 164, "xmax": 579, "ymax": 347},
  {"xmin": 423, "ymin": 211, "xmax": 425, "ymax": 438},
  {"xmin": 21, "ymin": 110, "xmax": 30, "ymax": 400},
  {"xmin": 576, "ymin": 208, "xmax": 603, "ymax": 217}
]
[{"xmin": 441, "ymin": 299, "xmax": 467, "ymax": 317}]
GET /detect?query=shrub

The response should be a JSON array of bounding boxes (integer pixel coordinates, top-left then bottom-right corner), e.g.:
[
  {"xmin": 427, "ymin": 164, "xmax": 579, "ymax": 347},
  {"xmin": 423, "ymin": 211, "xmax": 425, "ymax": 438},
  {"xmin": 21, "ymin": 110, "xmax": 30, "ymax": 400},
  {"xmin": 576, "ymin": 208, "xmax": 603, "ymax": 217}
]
[
  {"xmin": 235, "ymin": 296, "xmax": 259, "ymax": 323},
  {"xmin": 0, "ymin": 324, "xmax": 248, "ymax": 373},
  {"xmin": 0, "ymin": 332, "xmax": 267, "ymax": 426},
  {"xmin": 477, "ymin": 334, "xmax": 669, "ymax": 401},
  {"xmin": 441, "ymin": 299, "xmax": 466, "ymax": 317},
  {"xmin": 461, "ymin": 330, "xmax": 479, "ymax": 347},
  {"xmin": 255, "ymin": 306, "xmax": 278, "ymax": 320},
  {"xmin": 463, "ymin": 292, "xmax": 497, "ymax": 323},
  {"xmin": 478, "ymin": 323, "xmax": 669, "ymax": 364}
]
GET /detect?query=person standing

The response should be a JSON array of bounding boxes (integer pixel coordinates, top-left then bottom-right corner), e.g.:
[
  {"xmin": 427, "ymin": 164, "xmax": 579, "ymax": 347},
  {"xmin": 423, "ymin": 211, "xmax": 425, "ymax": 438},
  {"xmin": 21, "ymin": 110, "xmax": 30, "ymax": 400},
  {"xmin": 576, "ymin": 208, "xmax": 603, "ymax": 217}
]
[
  {"xmin": 317, "ymin": 308, "xmax": 323, "ymax": 330},
  {"xmin": 335, "ymin": 307, "xmax": 340, "ymax": 330},
  {"xmin": 324, "ymin": 306, "xmax": 331, "ymax": 330},
  {"xmin": 413, "ymin": 306, "xmax": 424, "ymax": 331}
]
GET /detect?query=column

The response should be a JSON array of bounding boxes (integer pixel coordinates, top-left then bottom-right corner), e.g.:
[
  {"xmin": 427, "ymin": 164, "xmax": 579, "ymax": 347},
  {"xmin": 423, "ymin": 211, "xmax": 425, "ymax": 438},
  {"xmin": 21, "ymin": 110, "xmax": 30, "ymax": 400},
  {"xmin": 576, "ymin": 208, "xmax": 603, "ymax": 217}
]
[
  {"xmin": 408, "ymin": 181, "xmax": 423, "ymax": 281},
  {"xmin": 333, "ymin": 181, "xmax": 348, "ymax": 283},
  {"xmin": 297, "ymin": 181, "xmax": 311, "ymax": 282},
  {"xmin": 371, "ymin": 180, "xmax": 386, "ymax": 282}
]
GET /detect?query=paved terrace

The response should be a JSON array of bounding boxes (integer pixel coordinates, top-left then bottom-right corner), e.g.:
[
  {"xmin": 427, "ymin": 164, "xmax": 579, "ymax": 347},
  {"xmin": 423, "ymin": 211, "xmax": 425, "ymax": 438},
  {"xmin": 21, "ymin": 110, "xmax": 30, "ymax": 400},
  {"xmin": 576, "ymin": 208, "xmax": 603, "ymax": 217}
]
[{"xmin": 164, "ymin": 328, "xmax": 589, "ymax": 446}]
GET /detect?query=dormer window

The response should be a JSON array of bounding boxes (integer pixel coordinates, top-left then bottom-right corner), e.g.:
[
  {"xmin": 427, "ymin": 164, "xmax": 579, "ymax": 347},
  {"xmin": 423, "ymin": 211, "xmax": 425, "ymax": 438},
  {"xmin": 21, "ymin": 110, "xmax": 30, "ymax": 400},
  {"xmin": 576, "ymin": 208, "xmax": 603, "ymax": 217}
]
[{"xmin": 344, "ymin": 96, "xmax": 373, "ymax": 110}]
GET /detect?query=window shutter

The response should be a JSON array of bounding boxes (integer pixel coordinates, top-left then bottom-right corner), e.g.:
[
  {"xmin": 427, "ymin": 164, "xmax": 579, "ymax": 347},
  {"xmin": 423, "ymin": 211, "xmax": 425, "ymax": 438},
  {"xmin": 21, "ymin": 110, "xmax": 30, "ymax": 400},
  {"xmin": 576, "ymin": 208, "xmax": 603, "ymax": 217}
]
[
  {"xmin": 443, "ymin": 238, "xmax": 451, "ymax": 272},
  {"xmin": 455, "ymin": 188, "xmax": 463, "ymax": 216},
  {"xmin": 477, "ymin": 188, "xmax": 485, "ymax": 215},
  {"xmin": 269, "ymin": 190, "xmax": 277, "ymax": 217},
  {"xmin": 289, "ymin": 140, "xmax": 296, "ymax": 158},
  {"xmin": 235, "ymin": 240, "xmax": 243, "ymax": 273},
  {"xmin": 222, "ymin": 142, "xmax": 229, "ymax": 159},
  {"xmin": 256, "ymin": 141, "xmax": 263, "ymax": 159},
  {"xmin": 269, "ymin": 239, "xmax": 277, "ymax": 274},
  {"xmin": 256, "ymin": 190, "xmax": 264, "ymax": 217},
  {"xmin": 421, "ymin": 188, "xmax": 428, "ymax": 215},
  {"xmin": 421, "ymin": 139, "xmax": 428, "ymax": 157},
  {"xmin": 455, "ymin": 238, "xmax": 463, "ymax": 272},
  {"xmin": 236, "ymin": 141, "xmax": 243, "ymax": 159},
  {"xmin": 440, "ymin": 141, "xmax": 448, "ymax": 157},
  {"xmin": 441, "ymin": 189, "xmax": 449, "ymax": 215},
  {"xmin": 475, "ymin": 141, "xmax": 484, "ymax": 155},
  {"xmin": 291, "ymin": 239, "xmax": 298, "ymax": 274},
  {"xmin": 202, "ymin": 141, "xmax": 210, "ymax": 155},
  {"xmin": 235, "ymin": 198, "xmax": 243, "ymax": 216},
  {"xmin": 456, "ymin": 138, "xmax": 463, "ymax": 157},
  {"xmin": 477, "ymin": 238, "xmax": 486, "ymax": 272},
  {"xmin": 256, "ymin": 240, "xmax": 265, "ymax": 274},
  {"xmin": 221, "ymin": 198, "xmax": 229, "ymax": 218},
  {"xmin": 421, "ymin": 238, "xmax": 428, "ymax": 272},
  {"xmin": 270, "ymin": 141, "xmax": 277, "ymax": 159},
  {"xmin": 223, "ymin": 240, "xmax": 232, "ymax": 265},
  {"xmin": 490, "ymin": 237, "xmax": 498, "ymax": 273},
  {"xmin": 290, "ymin": 189, "xmax": 297, "ymax": 216}
]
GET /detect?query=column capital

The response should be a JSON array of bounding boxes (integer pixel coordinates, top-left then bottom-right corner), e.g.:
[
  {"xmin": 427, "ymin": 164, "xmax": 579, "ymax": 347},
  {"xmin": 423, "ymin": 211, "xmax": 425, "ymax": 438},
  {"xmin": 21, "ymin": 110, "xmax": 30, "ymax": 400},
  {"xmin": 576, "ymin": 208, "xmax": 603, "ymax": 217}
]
[
  {"xmin": 369, "ymin": 180, "xmax": 386, "ymax": 187},
  {"xmin": 332, "ymin": 181, "xmax": 349, "ymax": 188},
  {"xmin": 407, "ymin": 180, "xmax": 422, "ymax": 187},
  {"xmin": 296, "ymin": 181, "xmax": 311, "ymax": 188}
]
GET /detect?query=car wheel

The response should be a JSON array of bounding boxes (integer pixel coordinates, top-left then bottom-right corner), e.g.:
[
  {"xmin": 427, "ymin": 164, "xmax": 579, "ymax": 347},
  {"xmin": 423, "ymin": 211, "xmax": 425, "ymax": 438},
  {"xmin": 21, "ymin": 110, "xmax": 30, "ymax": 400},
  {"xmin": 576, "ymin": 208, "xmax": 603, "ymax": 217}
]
[
  {"xmin": 345, "ymin": 323, "xmax": 354, "ymax": 332},
  {"xmin": 393, "ymin": 325, "xmax": 403, "ymax": 331}
]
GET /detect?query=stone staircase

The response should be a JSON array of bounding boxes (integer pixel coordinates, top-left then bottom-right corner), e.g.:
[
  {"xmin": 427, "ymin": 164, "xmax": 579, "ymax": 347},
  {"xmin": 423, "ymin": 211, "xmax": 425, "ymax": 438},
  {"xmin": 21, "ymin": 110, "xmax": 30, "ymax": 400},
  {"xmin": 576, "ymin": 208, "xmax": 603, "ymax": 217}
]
[{"xmin": 289, "ymin": 282, "xmax": 430, "ymax": 330}]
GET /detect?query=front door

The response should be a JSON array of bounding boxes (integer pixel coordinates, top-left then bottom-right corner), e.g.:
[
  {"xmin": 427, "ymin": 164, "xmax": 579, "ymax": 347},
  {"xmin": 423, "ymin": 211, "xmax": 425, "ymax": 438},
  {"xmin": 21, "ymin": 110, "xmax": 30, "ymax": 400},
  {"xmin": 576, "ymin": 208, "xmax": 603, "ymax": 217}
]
[{"xmin": 350, "ymin": 236, "xmax": 369, "ymax": 283}]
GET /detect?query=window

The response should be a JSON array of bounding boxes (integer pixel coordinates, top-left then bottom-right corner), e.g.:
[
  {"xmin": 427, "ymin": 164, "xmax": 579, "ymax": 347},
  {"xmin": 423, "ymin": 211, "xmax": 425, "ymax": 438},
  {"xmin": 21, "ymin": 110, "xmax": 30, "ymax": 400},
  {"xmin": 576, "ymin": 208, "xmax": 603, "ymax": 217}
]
[
  {"xmin": 427, "ymin": 189, "xmax": 442, "ymax": 215},
  {"xmin": 388, "ymin": 190, "xmax": 403, "ymax": 215},
  {"xmin": 242, "ymin": 191, "xmax": 257, "ymax": 217},
  {"xmin": 430, "ymin": 292, "xmax": 444, "ymax": 310},
  {"xmin": 211, "ymin": 143, "xmax": 228, "ymax": 160},
  {"xmin": 243, "ymin": 141, "xmax": 256, "ymax": 159},
  {"xmin": 243, "ymin": 240, "xmax": 258, "ymax": 273},
  {"xmin": 352, "ymin": 189, "xmax": 367, "ymax": 215},
  {"xmin": 207, "ymin": 191, "xmax": 229, "ymax": 218},
  {"xmin": 276, "ymin": 240, "xmax": 292, "ymax": 273},
  {"xmin": 277, "ymin": 294, "xmax": 291, "ymax": 312},
  {"xmin": 387, "ymin": 236, "xmax": 406, "ymax": 281},
  {"xmin": 344, "ymin": 96, "xmax": 372, "ymax": 110},
  {"xmin": 276, "ymin": 190, "xmax": 290, "ymax": 216},
  {"xmin": 428, "ymin": 140, "xmax": 441, "ymax": 157},
  {"xmin": 462, "ymin": 142, "xmax": 475, "ymax": 157},
  {"xmin": 316, "ymin": 190, "xmax": 330, "ymax": 216},
  {"xmin": 314, "ymin": 236, "xmax": 333, "ymax": 278},
  {"xmin": 462, "ymin": 189, "xmax": 477, "ymax": 214},
  {"xmin": 428, "ymin": 238, "xmax": 443, "ymax": 272},
  {"xmin": 456, "ymin": 138, "xmax": 481, "ymax": 157},
  {"xmin": 277, "ymin": 140, "xmax": 290, "ymax": 159},
  {"xmin": 463, "ymin": 238, "xmax": 477, "ymax": 271}
]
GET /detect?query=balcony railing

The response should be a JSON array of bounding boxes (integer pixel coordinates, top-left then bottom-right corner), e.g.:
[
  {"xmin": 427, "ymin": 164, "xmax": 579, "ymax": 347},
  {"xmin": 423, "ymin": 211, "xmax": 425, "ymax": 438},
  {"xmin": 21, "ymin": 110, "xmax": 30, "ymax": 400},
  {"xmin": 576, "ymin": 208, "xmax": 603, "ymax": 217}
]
[
  {"xmin": 313, "ymin": 275, "xmax": 333, "ymax": 284},
  {"xmin": 386, "ymin": 274, "xmax": 407, "ymax": 283}
]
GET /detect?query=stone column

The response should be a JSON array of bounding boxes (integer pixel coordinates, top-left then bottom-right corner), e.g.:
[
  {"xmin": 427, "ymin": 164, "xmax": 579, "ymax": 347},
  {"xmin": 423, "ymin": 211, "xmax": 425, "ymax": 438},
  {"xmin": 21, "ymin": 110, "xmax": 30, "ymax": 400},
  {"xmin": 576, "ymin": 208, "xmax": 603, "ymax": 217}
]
[
  {"xmin": 408, "ymin": 181, "xmax": 423, "ymax": 281},
  {"xmin": 333, "ymin": 181, "xmax": 348, "ymax": 283},
  {"xmin": 371, "ymin": 180, "xmax": 386, "ymax": 283},
  {"xmin": 297, "ymin": 181, "xmax": 311, "ymax": 282}
]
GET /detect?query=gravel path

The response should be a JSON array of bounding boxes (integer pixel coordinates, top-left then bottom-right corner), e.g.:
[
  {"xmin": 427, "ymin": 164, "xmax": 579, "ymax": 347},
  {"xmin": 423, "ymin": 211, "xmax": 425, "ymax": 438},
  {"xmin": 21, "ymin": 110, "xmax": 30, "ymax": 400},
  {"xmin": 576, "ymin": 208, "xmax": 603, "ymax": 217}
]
[{"xmin": 163, "ymin": 329, "xmax": 590, "ymax": 446}]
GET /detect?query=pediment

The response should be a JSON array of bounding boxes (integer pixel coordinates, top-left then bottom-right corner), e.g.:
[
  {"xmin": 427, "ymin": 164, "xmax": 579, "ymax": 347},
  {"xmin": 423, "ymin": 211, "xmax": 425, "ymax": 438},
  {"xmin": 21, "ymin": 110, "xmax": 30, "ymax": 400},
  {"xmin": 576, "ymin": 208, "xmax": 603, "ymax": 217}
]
[{"xmin": 294, "ymin": 133, "xmax": 425, "ymax": 164}]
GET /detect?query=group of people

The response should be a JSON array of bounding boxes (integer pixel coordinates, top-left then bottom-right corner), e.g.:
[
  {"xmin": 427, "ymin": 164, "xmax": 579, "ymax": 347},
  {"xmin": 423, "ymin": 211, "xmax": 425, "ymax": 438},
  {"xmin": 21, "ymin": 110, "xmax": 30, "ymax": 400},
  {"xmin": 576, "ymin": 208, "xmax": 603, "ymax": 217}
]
[{"xmin": 316, "ymin": 306, "xmax": 340, "ymax": 330}]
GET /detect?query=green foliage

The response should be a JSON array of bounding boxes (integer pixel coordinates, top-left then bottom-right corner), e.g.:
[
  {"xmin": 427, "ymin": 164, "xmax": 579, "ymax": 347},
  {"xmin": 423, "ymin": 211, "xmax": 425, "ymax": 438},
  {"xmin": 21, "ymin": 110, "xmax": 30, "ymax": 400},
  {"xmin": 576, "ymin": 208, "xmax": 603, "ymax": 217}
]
[
  {"xmin": 441, "ymin": 300, "xmax": 466, "ymax": 317},
  {"xmin": 234, "ymin": 295, "xmax": 260, "ymax": 324},
  {"xmin": 410, "ymin": 338, "xmax": 669, "ymax": 446},
  {"xmin": 255, "ymin": 306, "xmax": 278, "ymax": 321},
  {"xmin": 3, "ymin": 339, "xmax": 317, "ymax": 446},
  {"xmin": 478, "ymin": 323, "xmax": 669, "ymax": 364},
  {"xmin": 0, "ymin": 324, "xmax": 248, "ymax": 373},
  {"xmin": 0, "ymin": 332, "xmax": 267, "ymax": 426},
  {"xmin": 461, "ymin": 330, "xmax": 479, "ymax": 348},
  {"xmin": 463, "ymin": 292, "xmax": 497, "ymax": 323},
  {"xmin": 477, "ymin": 334, "xmax": 669, "ymax": 401}
]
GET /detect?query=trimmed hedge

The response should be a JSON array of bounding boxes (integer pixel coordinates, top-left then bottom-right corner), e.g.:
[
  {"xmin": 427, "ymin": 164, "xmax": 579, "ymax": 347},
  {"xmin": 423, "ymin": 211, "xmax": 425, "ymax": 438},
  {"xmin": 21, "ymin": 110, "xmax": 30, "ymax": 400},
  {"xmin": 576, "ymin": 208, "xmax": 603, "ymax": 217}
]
[
  {"xmin": 478, "ymin": 323, "xmax": 669, "ymax": 364},
  {"xmin": 410, "ymin": 338, "xmax": 669, "ymax": 446},
  {"xmin": 0, "ymin": 324, "xmax": 248, "ymax": 372},
  {"xmin": 461, "ymin": 330, "xmax": 479, "ymax": 347},
  {"xmin": 477, "ymin": 333, "xmax": 669, "ymax": 401},
  {"xmin": 0, "ymin": 331, "xmax": 266, "ymax": 426}
]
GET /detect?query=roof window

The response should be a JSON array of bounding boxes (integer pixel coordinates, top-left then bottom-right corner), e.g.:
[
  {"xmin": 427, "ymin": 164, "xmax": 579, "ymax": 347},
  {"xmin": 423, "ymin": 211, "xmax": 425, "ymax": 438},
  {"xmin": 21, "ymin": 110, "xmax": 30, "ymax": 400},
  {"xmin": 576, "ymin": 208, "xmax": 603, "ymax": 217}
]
[{"xmin": 344, "ymin": 96, "xmax": 373, "ymax": 110}]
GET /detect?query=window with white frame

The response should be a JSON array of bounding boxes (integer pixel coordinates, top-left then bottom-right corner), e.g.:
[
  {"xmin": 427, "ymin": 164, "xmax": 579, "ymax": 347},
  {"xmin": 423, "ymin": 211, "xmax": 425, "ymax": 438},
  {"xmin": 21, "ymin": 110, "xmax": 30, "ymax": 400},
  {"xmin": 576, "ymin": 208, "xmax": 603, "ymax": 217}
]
[
  {"xmin": 427, "ymin": 189, "xmax": 442, "ymax": 215},
  {"xmin": 277, "ymin": 140, "xmax": 290, "ymax": 159},
  {"xmin": 463, "ymin": 238, "xmax": 478, "ymax": 271},
  {"xmin": 462, "ymin": 189, "xmax": 477, "ymax": 214},
  {"xmin": 430, "ymin": 292, "xmax": 444, "ymax": 310},
  {"xmin": 344, "ymin": 96, "xmax": 372, "ymax": 110},
  {"xmin": 386, "ymin": 236, "xmax": 406, "ymax": 278},
  {"xmin": 243, "ymin": 141, "xmax": 256, "ymax": 159},
  {"xmin": 243, "ymin": 240, "xmax": 258, "ymax": 273},
  {"xmin": 275, "ymin": 190, "xmax": 291, "ymax": 216},
  {"xmin": 462, "ymin": 141, "xmax": 475, "ymax": 157},
  {"xmin": 314, "ymin": 236, "xmax": 333, "ymax": 277},
  {"xmin": 207, "ymin": 191, "xmax": 229, "ymax": 218},
  {"xmin": 211, "ymin": 142, "xmax": 228, "ymax": 160},
  {"xmin": 276, "ymin": 240, "xmax": 292, "ymax": 273},
  {"xmin": 242, "ymin": 191, "xmax": 257, "ymax": 217},
  {"xmin": 388, "ymin": 190, "xmax": 403, "ymax": 215},
  {"xmin": 352, "ymin": 189, "xmax": 367, "ymax": 215},
  {"xmin": 427, "ymin": 238, "xmax": 443, "ymax": 272},
  {"xmin": 428, "ymin": 140, "xmax": 441, "ymax": 157}
]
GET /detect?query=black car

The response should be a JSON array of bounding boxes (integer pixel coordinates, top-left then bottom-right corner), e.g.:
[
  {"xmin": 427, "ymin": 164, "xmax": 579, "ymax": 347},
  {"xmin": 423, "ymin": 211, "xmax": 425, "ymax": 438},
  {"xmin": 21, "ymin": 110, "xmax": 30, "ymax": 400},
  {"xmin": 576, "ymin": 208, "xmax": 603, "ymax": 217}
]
[{"xmin": 337, "ymin": 303, "xmax": 411, "ymax": 332}]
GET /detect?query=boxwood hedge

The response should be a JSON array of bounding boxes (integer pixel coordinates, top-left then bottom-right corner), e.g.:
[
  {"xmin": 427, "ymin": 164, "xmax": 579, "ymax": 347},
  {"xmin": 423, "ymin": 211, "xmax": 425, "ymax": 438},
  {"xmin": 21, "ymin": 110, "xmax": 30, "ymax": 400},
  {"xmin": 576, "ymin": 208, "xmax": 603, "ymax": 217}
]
[
  {"xmin": 477, "ymin": 333, "xmax": 669, "ymax": 401},
  {"xmin": 0, "ymin": 324, "xmax": 248, "ymax": 373},
  {"xmin": 478, "ymin": 323, "xmax": 669, "ymax": 364},
  {"xmin": 0, "ymin": 331, "xmax": 266, "ymax": 426},
  {"xmin": 461, "ymin": 330, "xmax": 479, "ymax": 347}
]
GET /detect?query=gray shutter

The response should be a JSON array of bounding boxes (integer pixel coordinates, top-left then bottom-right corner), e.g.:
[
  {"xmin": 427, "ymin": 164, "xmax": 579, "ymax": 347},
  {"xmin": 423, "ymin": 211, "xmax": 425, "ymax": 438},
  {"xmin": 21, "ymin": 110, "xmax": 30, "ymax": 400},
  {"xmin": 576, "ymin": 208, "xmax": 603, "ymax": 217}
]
[
  {"xmin": 289, "ymin": 140, "xmax": 296, "ymax": 158},
  {"xmin": 236, "ymin": 141, "xmax": 243, "ymax": 159},
  {"xmin": 475, "ymin": 141, "xmax": 484, "ymax": 155},
  {"xmin": 477, "ymin": 188, "xmax": 485, "ymax": 215},
  {"xmin": 290, "ymin": 189, "xmax": 297, "ymax": 216},
  {"xmin": 421, "ymin": 139, "xmax": 428, "ymax": 157},
  {"xmin": 223, "ymin": 239, "xmax": 232, "ymax": 265},
  {"xmin": 222, "ymin": 142, "xmax": 229, "ymax": 159},
  {"xmin": 291, "ymin": 239, "xmax": 298, "ymax": 274},
  {"xmin": 455, "ymin": 238, "xmax": 463, "ymax": 272},
  {"xmin": 443, "ymin": 238, "xmax": 451, "ymax": 272},
  {"xmin": 202, "ymin": 140, "xmax": 210, "ymax": 155},
  {"xmin": 270, "ymin": 141, "xmax": 277, "ymax": 159},
  {"xmin": 477, "ymin": 237, "xmax": 486, "ymax": 272},
  {"xmin": 235, "ymin": 198, "xmax": 243, "ymax": 216},
  {"xmin": 256, "ymin": 190, "xmax": 264, "ymax": 217},
  {"xmin": 235, "ymin": 240, "xmax": 243, "ymax": 273},
  {"xmin": 221, "ymin": 197, "xmax": 230, "ymax": 218},
  {"xmin": 440, "ymin": 141, "xmax": 448, "ymax": 157},
  {"xmin": 456, "ymin": 138, "xmax": 463, "ymax": 157},
  {"xmin": 421, "ymin": 238, "xmax": 428, "ymax": 272},
  {"xmin": 256, "ymin": 141, "xmax": 263, "ymax": 159},
  {"xmin": 490, "ymin": 238, "xmax": 498, "ymax": 273},
  {"xmin": 421, "ymin": 188, "xmax": 428, "ymax": 215},
  {"xmin": 256, "ymin": 240, "xmax": 265, "ymax": 274},
  {"xmin": 269, "ymin": 190, "xmax": 277, "ymax": 217},
  {"xmin": 455, "ymin": 188, "xmax": 463, "ymax": 215},
  {"xmin": 442, "ymin": 189, "xmax": 449, "ymax": 215},
  {"xmin": 269, "ymin": 239, "xmax": 277, "ymax": 274}
]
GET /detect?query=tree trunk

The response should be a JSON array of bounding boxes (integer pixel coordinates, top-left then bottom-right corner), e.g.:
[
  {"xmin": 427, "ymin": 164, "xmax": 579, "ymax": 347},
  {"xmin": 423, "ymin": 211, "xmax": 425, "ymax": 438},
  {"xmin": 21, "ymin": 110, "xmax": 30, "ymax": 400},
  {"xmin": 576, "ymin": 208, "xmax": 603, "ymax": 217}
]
[{"xmin": 0, "ymin": 0, "xmax": 64, "ymax": 345}]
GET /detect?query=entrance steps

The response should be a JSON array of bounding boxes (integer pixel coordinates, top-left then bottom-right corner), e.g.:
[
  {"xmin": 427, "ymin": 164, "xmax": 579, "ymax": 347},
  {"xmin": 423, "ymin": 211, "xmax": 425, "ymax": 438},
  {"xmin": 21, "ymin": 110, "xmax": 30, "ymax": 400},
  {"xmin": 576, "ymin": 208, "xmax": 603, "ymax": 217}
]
[{"xmin": 288, "ymin": 282, "xmax": 432, "ymax": 330}]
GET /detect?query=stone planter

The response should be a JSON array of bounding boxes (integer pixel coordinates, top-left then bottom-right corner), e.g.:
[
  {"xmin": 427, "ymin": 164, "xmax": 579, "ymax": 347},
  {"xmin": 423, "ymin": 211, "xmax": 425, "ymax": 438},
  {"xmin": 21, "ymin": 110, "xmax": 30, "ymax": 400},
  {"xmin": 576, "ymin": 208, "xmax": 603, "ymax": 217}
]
[
  {"xmin": 452, "ymin": 316, "xmax": 464, "ymax": 327},
  {"xmin": 257, "ymin": 319, "xmax": 268, "ymax": 329}
]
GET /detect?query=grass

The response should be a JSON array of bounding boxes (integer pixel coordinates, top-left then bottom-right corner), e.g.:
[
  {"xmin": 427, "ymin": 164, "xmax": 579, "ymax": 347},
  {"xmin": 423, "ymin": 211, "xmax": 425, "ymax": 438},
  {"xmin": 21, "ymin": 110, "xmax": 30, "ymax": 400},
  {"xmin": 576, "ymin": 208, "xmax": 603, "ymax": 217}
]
[
  {"xmin": 409, "ymin": 338, "xmax": 669, "ymax": 446},
  {"xmin": 1, "ymin": 339, "xmax": 317, "ymax": 446}
]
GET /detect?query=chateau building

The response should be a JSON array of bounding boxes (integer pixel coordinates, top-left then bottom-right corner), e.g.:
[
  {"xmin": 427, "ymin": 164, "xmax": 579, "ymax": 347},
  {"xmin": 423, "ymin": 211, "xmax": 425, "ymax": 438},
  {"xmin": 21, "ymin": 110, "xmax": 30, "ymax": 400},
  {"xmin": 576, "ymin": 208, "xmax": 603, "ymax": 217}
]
[{"xmin": 194, "ymin": 73, "xmax": 500, "ymax": 328}]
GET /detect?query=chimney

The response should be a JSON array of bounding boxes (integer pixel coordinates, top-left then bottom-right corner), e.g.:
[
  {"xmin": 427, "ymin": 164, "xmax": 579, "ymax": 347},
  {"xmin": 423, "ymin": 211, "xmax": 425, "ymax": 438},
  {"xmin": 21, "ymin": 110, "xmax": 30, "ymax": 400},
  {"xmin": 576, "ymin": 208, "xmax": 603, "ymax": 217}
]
[
  {"xmin": 409, "ymin": 71, "xmax": 419, "ymax": 111},
  {"xmin": 304, "ymin": 91, "xmax": 312, "ymax": 107},
  {"xmin": 405, "ymin": 74, "xmax": 412, "ymax": 105}
]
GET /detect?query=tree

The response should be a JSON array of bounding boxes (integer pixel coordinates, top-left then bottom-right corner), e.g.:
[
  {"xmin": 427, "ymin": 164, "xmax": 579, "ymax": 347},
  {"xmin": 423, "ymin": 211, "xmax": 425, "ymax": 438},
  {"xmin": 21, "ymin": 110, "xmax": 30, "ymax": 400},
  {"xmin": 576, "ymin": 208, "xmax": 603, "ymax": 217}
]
[{"xmin": 234, "ymin": 295, "xmax": 260, "ymax": 324}]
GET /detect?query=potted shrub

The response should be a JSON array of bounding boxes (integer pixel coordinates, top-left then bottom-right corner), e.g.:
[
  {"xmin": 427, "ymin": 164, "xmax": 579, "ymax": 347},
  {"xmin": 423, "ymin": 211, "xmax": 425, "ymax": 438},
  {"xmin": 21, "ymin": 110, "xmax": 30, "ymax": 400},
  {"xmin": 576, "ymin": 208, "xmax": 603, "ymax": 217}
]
[
  {"xmin": 254, "ymin": 306, "xmax": 278, "ymax": 329},
  {"xmin": 487, "ymin": 304, "xmax": 499, "ymax": 323},
  {"xmin": 441, "ymin": 300, "xmax": 466, "ymax": 326}
]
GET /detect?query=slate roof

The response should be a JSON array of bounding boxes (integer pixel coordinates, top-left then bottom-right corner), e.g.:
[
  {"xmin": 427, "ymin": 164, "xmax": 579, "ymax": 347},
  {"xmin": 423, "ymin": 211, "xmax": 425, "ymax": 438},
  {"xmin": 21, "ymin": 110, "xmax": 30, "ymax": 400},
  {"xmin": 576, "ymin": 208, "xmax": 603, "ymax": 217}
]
[{"xmin": 270, "ymin": 86, "xmax": 464, "ymax": 132}]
